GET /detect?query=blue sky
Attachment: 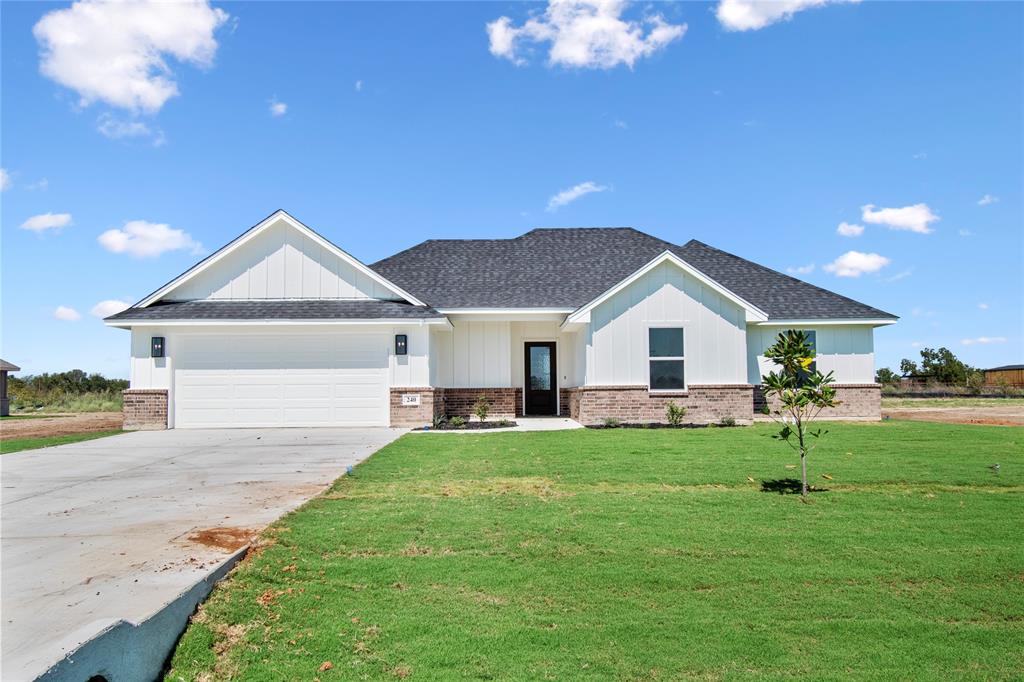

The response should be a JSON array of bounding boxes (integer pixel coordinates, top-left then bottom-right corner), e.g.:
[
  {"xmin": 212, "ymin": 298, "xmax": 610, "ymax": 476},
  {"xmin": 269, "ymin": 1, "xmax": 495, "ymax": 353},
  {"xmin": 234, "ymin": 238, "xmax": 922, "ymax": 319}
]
[{"xmin": 1, "ymin": 0, "xmax": 1021, "ymax": 378}]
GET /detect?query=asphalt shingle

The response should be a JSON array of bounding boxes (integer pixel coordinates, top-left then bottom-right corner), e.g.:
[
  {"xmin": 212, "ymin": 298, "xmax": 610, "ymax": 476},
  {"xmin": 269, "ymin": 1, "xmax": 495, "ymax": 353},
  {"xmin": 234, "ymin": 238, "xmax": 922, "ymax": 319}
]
[
  {"xmin": 107, "ymin": 299, "xmax": 444, "ymax": 321},
  {"xmin": 371, "ymin": 228, "xmax": 896, "ymax": 319}
]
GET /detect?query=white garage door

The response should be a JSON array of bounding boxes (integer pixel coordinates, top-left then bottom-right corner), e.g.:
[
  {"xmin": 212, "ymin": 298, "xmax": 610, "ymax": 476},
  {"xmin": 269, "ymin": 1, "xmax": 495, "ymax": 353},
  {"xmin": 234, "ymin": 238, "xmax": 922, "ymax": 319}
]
[{"xmin": 173, "ymin": 332, "xmax": 389, "ymax": 428}]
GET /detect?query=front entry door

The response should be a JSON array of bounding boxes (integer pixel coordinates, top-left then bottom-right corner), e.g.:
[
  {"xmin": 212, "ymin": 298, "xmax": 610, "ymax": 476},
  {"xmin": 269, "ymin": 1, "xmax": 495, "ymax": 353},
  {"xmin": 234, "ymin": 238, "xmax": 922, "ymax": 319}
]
[{"xmin": 524, "ymin": 342, "xmax": 557, "ymax": 415}]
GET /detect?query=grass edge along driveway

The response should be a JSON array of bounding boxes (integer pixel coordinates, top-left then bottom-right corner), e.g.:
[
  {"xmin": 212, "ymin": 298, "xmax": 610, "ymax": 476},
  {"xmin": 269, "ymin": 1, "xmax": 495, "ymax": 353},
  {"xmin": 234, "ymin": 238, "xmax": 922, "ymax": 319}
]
[
  {"xmin": 0, "ymin": 430, "xmax": 124, "ymax": 454},
  {"xmin": 167, "ymin": 421, "xmax": 1024, "ymax": 681}
]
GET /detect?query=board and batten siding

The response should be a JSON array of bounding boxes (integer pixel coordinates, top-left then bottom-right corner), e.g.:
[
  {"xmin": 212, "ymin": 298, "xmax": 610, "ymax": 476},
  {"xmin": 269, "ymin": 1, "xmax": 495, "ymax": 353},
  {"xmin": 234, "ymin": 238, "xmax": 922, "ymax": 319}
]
[
  {"xmin": 746, "ymin": 326, "xmax": 875, "ymax": 384},
  {"xmin": 585, "ymin": 260, "xmax": 748, "ymax": 386},
  {"xmin": 509, "ymin": 322, "xmax": 578, "ymax": 390},
  {"xmin": 430, "ymin": 320, "xmax": 512, "ymax": 388},
  {"xmin": 168, "ymin": 222, "xmax": 397, "ymax": 301}
]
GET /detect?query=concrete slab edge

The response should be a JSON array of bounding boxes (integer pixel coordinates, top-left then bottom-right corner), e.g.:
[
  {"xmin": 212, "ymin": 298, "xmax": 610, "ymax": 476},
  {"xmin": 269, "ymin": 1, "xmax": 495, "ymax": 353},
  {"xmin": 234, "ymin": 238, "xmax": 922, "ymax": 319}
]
[{"xmin": 35, "ymin": 546, "xmax": 249, "ymax": 682}]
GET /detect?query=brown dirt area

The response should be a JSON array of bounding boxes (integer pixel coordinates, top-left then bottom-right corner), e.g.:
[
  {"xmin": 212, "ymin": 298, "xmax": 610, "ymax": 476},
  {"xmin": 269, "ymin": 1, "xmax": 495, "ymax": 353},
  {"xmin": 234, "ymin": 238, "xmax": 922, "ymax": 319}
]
[
  {"xmin": 0, "ymin": 412, "xmax": 123, "ymax": 440},
  {"xmin": 187, "ymin": 527, "xmax": 257, "ymax": 552},
  {"xmin": 883, "ymin": 405, "xmax": 1024, "ymax": 426}
]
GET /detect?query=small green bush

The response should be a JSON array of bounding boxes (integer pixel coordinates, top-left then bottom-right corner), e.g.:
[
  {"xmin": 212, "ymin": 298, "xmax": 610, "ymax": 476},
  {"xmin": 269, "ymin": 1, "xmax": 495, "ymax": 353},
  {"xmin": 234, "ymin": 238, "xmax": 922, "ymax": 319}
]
[
  {"xmin": 719, "ymin": 417, "xmax": 737, "ymax": 427},
  {"xmin": 498, "ymin": 419, "xmax": 512, "ymax": 427},
  {"xmin": 665, "ymin": 401, "xmax": 686, "ymax": 426},
  {"xmin": 473, "ymin": 395, "xmax": 491, "ymax": 422},
  {"xmin": 603, "ymin": 417, "xmax": 621, "ymax": 429},
  {"xmin": 449, "ymin": 416, "xmax": 466, "ymax": 428}
]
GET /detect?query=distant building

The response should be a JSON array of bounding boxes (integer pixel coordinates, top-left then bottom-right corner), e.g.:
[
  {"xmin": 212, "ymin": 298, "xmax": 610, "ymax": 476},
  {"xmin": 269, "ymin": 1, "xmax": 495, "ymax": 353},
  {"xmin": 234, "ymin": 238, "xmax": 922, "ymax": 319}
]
[
  {"xmin": 983, "ymin": 364, "xmax": 1024, "ymax": 387},
  {"xmin": 0, "ymin": 359, "xmax": 20, "ymax": 417}
]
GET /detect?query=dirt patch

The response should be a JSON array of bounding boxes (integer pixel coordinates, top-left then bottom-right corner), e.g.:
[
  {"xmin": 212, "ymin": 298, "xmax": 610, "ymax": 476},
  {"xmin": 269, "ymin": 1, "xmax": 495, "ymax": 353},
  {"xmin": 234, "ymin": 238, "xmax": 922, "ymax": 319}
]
[
  {"xmin": 0, "ymin": 412, "xmax": 123, "ymax": 440},
  {"xmin": 188, "ymin": 527, "xmax": 256, "ymax": 552},
  {"xmin": 883, "ymin": 405, "xmax": 1024, "ymax": 426}
]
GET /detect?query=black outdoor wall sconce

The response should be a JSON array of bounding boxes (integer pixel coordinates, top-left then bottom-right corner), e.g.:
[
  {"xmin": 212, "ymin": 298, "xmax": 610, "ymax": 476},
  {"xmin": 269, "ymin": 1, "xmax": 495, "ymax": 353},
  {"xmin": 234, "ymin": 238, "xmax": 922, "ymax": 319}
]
[
  {"xmin": 395, "ymin": 334, "xmax": 408, "ymax": 356},
  {"xmin": 151, "ymin": 336, "xmax": 165, "ymax": 358}
]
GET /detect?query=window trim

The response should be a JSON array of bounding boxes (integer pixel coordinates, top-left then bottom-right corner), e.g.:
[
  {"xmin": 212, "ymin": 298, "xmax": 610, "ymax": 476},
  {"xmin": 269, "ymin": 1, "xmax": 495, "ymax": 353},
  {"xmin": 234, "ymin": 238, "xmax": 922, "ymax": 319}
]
[{"xmin": 647, "ymin": 324, "xmax": 687, "ymax": 393}]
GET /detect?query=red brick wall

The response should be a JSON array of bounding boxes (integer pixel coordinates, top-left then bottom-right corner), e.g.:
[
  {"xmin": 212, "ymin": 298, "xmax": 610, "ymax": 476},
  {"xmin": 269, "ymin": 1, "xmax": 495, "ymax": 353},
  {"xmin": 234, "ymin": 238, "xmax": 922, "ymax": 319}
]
[
  {"xmin": 389, "ymin": 388, "xmax": 442, "ymax": 427},
  {"xmin": 567, "ymin": 385, "xmax": 754, "ymax": 426},
  {"xmin": 754, "ymin": 384, "xmax": 881, "ymax": 421},
  {"xmin": 439, "ymin": 388, "xmax": 517, "ymax": 421},
  {"xmin": 123, "ymin": 389, "xmax": 168, "ymax": 430}
]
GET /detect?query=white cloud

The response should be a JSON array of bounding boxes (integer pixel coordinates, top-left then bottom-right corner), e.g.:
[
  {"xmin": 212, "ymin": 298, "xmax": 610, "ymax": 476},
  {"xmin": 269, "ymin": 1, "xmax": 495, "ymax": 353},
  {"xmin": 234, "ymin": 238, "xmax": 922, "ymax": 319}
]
[
  {"xmin": 0, "ymin": 168, "xmax": 10, "ymax": 191},
  {"xmin": 613, "ymin": 118, "xmax": 628, "ymax": 129},
  {"xmin": 54, "ymin": 305, "xmax": 81, "ymax": 321},
  {"xmin": 33, "ymin": 0, "xmax": 229, "ymax": 113},
  {"xmin": 861, "ymin": 203, "xmax": 938, "ymax": 234},
  {"xmin": 910, "ymin": 341, "xmax": 922, "ymax": 348},
  {"xmin": 961, "ymin": 336, "xmax": 1007, "ymax": 346},
  {"xmin": 98, "ymin": 220, "xmax": 204, "ymax": 258},
  {"xmin": 716, "ymin": 0, "xmax": 856, "ymax": 31},
  {"xmin": 911, "ymin": 307, "xmax": 935, "ymax": 318},
  {"xmin": 836, "ymin": 221, "xmax": 864, "ymax": 237},
  {"xmin": 269, "ymin": 98, "xmax": 287, "ymax": 117},
  {"xmin": 20, "ymin": 212, "xmax": 73, "ymax": 232},
  {"xmin": 786, "ymin": 263, "xmax": 815, "ymax": 275},
  {"xmin": 885, "ymin": 269, "xmax": 912, "ymax": 283},
  {"xmin": 546, "ymin": 181, "xmax": 608, "ymax": 211},
  {"xmin": 354, "ymin": 80, "xmax": 363, "ymax": 92},
  {"xmin": 26, "ymin": 178, "xmax": 49, "ymax": 191},
  {"xmin": 90, "ymin": 299, "xmax": 131, "ymax": 318},
  {"xmin": 823, "ymin": 250, "xmax": 890, "ymax": 278},
  {"xmin": 97, "ymin": 114, "xmax": 166, "ymax": 145},
  {"xmin": 912, "ymin": 151, "xmax": 928, "ymax": 160},
  {"xmin": 487, "ymin": 0, "xmax": 686, "ymax": 69},
  {"xmin": 978, "ymin": 303, "xmax": 989, "ymax": 310},
  {"xmin": 958, "ymin": 228, "xmax": 973, "ymax": 237},
  {"xmin": 977, "ymin": 194, "xmax": 998, "ymax": 206}
]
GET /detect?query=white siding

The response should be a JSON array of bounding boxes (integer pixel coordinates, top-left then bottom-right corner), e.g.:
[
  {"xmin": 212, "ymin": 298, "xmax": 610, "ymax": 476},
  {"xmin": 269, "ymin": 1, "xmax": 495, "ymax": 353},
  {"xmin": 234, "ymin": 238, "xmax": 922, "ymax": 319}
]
[
  {"xmin": 509, "ymin": 322, "xmax": 577, "ymax": 390},
  {"xmin": 746, "ymin": 325, "xmax": 875, "ymax": 384},
  {"xmin": 586, "ymin": 261, "xmax": 748, "ymax": 385},
  {"xmin": 430, "ymin": 320, "xmax": 511, "ymax": 387},
  {"xmin": 168, "ymin": 221, "xmax": 397, "ymax": 301}
]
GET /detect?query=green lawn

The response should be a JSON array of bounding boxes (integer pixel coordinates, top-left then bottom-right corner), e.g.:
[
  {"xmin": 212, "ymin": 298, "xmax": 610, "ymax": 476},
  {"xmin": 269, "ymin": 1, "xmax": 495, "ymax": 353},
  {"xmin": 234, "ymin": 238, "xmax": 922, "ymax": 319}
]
[
  {"xmin": 0, "ymin": 429, "xmax": 123, "ymax": 454},
  {"xmin": 882, "ymin": 397, "xmax": 1024, "ymax": 409},
  {"xmin": 167, "ymin": 422, "xmax": 1024, "ymax": 681}
]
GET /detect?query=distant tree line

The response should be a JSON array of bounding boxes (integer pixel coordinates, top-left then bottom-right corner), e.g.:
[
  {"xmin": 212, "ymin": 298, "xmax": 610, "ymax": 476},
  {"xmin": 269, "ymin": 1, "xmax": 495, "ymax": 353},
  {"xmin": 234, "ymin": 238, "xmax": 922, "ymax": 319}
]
[
  {"xmin": 7, "ymin": 370, "xmax": 128, "ymax": 412},
  {"xmin": 875, "ymin": 347, "xmax": 984, "ymax": 390}
]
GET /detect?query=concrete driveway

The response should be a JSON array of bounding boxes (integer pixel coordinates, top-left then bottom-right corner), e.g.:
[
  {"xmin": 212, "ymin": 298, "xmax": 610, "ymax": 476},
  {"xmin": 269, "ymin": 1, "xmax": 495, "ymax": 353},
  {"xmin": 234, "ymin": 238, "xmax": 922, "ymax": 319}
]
[{"xmin": 1, "ymin": 427, "xmax": 403, "ymax": 681}]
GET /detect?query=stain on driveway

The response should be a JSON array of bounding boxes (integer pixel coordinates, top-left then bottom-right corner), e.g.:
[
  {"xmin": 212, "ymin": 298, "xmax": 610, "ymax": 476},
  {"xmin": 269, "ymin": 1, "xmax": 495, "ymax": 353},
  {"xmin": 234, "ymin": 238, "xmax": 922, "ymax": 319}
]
[{"xmin": 0, "ymin": 427, "xmax": 403, "ymax": 681}]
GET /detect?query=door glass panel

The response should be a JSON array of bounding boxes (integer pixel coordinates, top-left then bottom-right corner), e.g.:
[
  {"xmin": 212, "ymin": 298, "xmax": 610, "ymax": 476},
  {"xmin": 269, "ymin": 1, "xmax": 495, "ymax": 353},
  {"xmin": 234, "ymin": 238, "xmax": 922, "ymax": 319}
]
[{"xmin": 529, "ymin": 346, "xmax": 551, "ymax": 390}]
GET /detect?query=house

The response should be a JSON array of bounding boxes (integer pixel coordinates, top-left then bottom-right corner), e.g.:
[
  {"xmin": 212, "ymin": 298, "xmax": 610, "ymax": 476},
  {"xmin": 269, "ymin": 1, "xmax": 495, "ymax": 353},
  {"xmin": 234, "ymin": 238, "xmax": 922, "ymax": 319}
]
[
  {"xmin": 105, "ymin": 210, "xmax": 896, "ymax": 429},
  {"xmin": 983, "ymin": 364, "xmax": 1024, "ymax": 387},
  {"xmin": 0, "ymin": 359, "xmax": 20, "ymax": 417}
]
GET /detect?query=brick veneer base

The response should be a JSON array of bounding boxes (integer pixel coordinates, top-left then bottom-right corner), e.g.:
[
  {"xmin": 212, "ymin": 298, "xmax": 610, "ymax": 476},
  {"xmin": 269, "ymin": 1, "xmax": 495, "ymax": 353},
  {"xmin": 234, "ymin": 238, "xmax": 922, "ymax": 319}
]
[
  {"xmin": 439, "ymin": 388, "xmax": 517, "ymax": 421},
  {"xmin": 568, "ymin": 385, "xmax": 755, "ymax": 426},
  {"xmin": 389, "ymin": 388, "xmax": 443, "ymax": 427},
  {"xmin": 122, "ymin": 389, "xmax": 168, "ymax": 430},
  {"xmin": 754, "ymin": 384, "xmax": 881, "ymax": 421}
]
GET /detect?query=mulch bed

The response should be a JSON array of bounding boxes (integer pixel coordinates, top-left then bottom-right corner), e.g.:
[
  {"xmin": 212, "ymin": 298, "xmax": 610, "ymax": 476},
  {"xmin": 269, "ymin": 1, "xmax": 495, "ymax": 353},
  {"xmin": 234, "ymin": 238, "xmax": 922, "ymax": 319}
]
[{"xmin": 415, "ymin": 421, "xmax": 518, "ymax": 431}]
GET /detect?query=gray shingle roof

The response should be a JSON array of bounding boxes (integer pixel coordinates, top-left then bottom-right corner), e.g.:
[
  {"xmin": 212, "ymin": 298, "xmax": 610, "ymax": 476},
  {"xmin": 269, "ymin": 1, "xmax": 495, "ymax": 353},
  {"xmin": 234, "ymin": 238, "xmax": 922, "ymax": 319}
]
[
  {"xmin": 106, "ymin": 300, "xmax": 444, "ymax": 322},
  {"xmin": 0, "ymin": 359, "xmax": 20, "ymax": 372},
  {"xmin": 371, "ymin": 228, "xmax": 896, "ymax": 320}
]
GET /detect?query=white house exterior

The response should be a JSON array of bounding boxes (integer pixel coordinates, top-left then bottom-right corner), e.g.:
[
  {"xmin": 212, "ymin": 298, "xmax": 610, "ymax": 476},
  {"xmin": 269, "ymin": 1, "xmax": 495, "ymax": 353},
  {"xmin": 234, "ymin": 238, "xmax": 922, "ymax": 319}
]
[{"xmin": 107, "ymin": 210, "xmax": 896, "ymax": 429}]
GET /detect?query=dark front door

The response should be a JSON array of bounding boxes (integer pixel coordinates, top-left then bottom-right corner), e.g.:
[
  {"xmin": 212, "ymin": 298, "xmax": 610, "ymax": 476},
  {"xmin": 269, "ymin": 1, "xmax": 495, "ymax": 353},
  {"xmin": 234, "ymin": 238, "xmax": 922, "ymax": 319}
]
[{"xmin": 524, "ymin": 342, "xmax": 557, "ymax": 415}]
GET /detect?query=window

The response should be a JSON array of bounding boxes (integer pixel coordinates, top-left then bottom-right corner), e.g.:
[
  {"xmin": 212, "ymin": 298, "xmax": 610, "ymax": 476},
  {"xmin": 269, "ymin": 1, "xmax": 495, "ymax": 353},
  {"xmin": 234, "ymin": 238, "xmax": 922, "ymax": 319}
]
[{"xmin": 649, "ymin": 327, "xmax": 685, "ymax": 390}]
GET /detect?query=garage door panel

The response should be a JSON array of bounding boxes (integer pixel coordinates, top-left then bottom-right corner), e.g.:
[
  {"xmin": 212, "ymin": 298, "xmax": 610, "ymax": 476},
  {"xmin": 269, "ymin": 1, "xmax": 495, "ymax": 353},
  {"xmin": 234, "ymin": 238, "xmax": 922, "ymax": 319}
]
[{"xmin": 174, "ymin": 333, "xmax": 389, "ymax": 428}]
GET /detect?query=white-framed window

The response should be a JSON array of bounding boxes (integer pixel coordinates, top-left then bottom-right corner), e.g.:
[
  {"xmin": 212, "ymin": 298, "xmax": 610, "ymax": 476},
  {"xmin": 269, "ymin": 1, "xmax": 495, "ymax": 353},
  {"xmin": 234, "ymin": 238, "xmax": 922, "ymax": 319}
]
[{"xmin": 648, "ymin": 326, "xmax": 686, "ymax": 391}]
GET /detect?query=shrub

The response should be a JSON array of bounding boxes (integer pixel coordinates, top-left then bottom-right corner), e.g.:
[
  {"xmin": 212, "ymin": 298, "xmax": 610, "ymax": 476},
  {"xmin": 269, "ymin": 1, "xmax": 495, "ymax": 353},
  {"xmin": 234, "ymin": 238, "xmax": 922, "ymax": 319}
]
[
  {"xmin": 498, "ymin": 419, "xmax": 512, "ymax": 427},
  {"xmin": 603, "ymin": 417, "xmax": 621, "ymax": 429},
  {"xmin": 449, "ymin": 416, "xmax": 466, "ymax": 428},
  {"xmin": 665, "ymin": 401, "xmax": 686, "ymax": 426},
  {"xmin": 432, "ymin": 414, "xmax": 448, "ymax": 429},
  {"xmin": 473, "ymin": 395, "xmax": 491, "ymax": 422},
  {"xmin": 719, "ymin": 417, "xmax": 737, "ymax": 427}
]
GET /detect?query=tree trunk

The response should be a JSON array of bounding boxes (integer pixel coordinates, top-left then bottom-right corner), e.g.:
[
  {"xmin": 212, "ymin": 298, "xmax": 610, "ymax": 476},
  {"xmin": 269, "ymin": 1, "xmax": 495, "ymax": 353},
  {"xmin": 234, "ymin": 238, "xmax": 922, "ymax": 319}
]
[{"xmin": 798, "ymin": 425, "xmax": 808, "ymax": 497}]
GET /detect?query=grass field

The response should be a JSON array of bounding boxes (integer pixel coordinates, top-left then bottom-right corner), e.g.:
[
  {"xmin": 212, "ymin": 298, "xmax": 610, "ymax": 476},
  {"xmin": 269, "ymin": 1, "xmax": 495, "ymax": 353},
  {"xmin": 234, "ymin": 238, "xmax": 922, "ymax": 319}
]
[
  {"xmin": 0, "ymin": 430, "xmax": 123, "ymax": 454},
  {"xmin": 166, "ymin": 422, "xmax": 1024, "ymax": 681}
]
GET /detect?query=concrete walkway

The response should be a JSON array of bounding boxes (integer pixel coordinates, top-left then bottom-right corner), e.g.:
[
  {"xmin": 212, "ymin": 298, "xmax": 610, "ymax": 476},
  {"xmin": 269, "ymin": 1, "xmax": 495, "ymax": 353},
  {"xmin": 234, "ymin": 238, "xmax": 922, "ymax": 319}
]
[
  {"xmin": 1, "ymin": 427, "xmax": 403, "ymax": 682},
  {"xmin": 413, "ymin": 416, "xmax": 584, "ymax": 434}
]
